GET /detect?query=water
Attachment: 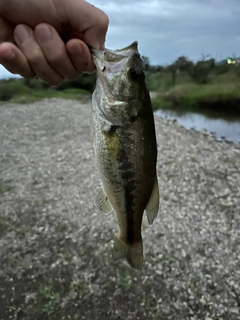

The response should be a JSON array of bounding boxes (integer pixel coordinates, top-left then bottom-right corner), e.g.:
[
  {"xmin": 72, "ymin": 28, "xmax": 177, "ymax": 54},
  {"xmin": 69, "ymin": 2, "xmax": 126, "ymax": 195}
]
[{"xmin": 155, "ymin": 109, "xmax": 240, "ymax": 144}]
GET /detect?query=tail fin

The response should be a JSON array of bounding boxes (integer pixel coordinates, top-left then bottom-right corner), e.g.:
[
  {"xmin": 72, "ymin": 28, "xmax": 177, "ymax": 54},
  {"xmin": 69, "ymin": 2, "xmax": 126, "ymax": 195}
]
[{"xmin": 112, "ymin": 238, "xmax": 143, "ymax": 270}]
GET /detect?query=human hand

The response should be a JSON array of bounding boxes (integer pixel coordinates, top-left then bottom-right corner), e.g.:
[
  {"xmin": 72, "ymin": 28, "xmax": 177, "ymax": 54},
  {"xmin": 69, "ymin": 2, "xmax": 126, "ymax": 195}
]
[{"xmin": 0, "ymin": 0, "xmax": 108, "ymax": 85}]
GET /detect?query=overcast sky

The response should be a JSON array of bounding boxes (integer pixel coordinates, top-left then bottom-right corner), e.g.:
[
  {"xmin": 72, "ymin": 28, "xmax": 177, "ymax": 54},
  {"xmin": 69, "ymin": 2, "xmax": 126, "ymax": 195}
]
[{"xmin": 1, "ymin": 0, "xmax": 239, "ymax": 79}]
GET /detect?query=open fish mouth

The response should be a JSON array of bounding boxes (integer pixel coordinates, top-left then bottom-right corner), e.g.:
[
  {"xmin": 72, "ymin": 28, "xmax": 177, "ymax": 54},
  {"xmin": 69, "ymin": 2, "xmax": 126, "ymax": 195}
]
[
  {"xmin": 91, "ymin": 41, "xmax": 142, "ymax": 77},
  {"xmin": 91, "ymin": 41, "xmax": 139, "ymax": 62},
  {"xmin": 91, "ymin": 41, "xmax": 144, "ymax": 103}
]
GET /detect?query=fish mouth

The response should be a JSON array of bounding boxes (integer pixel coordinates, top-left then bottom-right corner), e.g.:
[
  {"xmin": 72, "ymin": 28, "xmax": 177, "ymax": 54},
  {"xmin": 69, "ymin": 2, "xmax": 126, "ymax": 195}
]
[
  {"xmin": 91, "ymin": 42, "xmax": 142, "ymax": 103},
  {"xmin": 104, "ymin": 41, "xmax": 139, "ymax": 60},
  {"xmin": 91, "ymin": 41, "xmax": 139, "ymax": 60},
  {"xmin": 91, "ymin": 41, "xmax": 140, "ymax": 73}
]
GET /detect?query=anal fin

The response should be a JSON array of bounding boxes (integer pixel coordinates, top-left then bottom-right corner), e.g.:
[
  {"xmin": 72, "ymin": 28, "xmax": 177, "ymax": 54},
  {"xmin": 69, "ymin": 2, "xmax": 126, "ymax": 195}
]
[
  {"xmin": 94, "ymin": 184, "xmax": 113, "ymax": 215},
  {"xmin": 145, "ymin": 177, "xmax": 160, "ymax": 225}
]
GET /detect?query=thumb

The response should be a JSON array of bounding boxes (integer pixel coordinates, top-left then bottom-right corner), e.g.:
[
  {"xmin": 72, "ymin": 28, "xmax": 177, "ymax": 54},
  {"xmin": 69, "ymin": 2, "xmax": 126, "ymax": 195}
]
[{"xmin": 63, "ymin": 0, "xmax": 109, "ymax": 50}]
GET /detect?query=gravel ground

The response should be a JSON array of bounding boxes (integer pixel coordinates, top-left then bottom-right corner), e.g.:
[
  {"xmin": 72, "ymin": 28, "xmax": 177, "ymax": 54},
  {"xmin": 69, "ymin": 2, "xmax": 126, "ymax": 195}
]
[{"xmin": 0, "ymin": 98, "xmax": 240, "ymax": 320}]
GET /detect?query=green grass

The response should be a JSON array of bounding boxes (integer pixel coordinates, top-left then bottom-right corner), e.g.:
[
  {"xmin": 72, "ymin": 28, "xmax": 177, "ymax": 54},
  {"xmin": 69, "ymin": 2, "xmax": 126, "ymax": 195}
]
[
  {"xmin": 10, "ymin": 88, "xmax": 89, "ymax": 104},
  {"xmin": 147, "ymin": 71, "xmax": 192, "ymax": 92},
  {"xmin": 2, "ymin": 70, "xmax": 240, "ymax": 117},
  {"xmin": 10, "ymin": 89, "xmax": 89, "ymax": 104},
  {"xmin": 149, "ymin": 71, "xmax": 240, "ymax": 116},
  {"xmin": 0, "ymin": 79, "xmax": 32, "ymax": 101},
  {"xmin": 0, "ymin": 78, "xmax": 90, "ymax": 104},
  {"xmin": 151, "ymin": 95, "xmax": 172, "ymax": 111}
]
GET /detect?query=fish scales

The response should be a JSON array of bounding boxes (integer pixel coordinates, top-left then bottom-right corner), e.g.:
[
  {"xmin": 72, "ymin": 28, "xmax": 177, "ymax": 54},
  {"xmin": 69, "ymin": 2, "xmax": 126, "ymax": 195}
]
[{"xmin": 92, "ymin": 42, "xmax": 159, "ymax": 269}]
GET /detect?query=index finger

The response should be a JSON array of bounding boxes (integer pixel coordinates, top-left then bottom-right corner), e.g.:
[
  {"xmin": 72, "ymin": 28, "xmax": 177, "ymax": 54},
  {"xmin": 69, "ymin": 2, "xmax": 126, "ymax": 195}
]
[{"xmin": 63, "ymin": 0, "xmax": 109, "ymax": 50}]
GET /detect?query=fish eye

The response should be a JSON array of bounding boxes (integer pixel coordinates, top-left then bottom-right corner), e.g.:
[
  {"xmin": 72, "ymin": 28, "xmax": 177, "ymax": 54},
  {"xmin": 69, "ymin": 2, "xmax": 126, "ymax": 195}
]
[{"xmin": 129, "ymin": 67, "xmax": 141, "ymax": 81}]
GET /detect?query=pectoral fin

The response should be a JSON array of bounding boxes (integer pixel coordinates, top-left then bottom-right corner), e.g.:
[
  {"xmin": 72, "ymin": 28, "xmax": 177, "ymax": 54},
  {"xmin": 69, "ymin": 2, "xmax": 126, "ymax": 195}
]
[
  {"xmin": 145, "ymin": 177, "xmax": 160, "ymax": 225},
  {"xmin": 94, "ymin": 184, "xmax": 113, "ymax": 215}
]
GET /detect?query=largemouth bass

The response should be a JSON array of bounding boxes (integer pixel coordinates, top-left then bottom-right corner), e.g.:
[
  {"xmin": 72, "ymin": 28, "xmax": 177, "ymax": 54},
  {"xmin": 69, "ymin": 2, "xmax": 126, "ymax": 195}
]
[{"xmin": 92, "ymin": 42, "xmax": 159, "ymax": 269}]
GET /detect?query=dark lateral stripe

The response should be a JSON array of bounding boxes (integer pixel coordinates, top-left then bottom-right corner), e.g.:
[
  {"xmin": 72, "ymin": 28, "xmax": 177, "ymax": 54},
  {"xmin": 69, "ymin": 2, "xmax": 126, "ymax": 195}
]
[
  {"xmin": 124, "ymin": 180, "xmax": 135, "ymax": 244},
  {"xmin": 118, "ymin": 145, "xmax": 136, "ymax": 244}
]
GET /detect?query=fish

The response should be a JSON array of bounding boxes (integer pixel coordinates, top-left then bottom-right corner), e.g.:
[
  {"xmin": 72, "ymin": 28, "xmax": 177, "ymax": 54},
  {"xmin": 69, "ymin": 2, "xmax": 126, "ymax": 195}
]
[{"xmin": 91, "ymin": 41, "xmax": 159, "ymax": 270}]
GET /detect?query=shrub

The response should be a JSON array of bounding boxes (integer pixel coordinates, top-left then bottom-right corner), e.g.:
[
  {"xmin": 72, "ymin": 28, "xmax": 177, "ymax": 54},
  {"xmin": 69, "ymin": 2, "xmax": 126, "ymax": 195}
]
[
  {"xmin": 188, "ymin": 59, "xmax": 215, "ymax": 84},
  {"xmin": 57, "ymin": 73, "xmax": 96, "ymax": 93},
  {"xmin": 213, "ymin": 63, "xmax": 230, "ymax": 75},
  {"xmin": 0, "ymin": 79, "xmax": 30, "ymax": 101},
  {"xmin": 24, "ymin": 78, "xmax": 49, "ymax": 90}
]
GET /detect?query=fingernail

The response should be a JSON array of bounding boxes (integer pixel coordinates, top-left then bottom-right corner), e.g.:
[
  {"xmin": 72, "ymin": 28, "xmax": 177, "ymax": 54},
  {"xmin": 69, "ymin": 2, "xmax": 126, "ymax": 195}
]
[
  {"xmin": 70, "ymin": 43, "xmax": 83, "ymax": 56},
  {"xmin": 3, "ymin": 51, "xmax": 15, "ymax": 60},
  {"xmin": 35, "ymin": 25, "xmax": 53, "ymax": 44},
  {"xmin": 15, "ymin": 25, "xmax": 32, "ymax": 44}
]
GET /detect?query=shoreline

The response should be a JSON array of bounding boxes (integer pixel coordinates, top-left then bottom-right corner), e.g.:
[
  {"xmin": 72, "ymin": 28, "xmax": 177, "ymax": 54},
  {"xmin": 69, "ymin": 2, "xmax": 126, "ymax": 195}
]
[
  {"xmin": 150, "ymin": 92, "xmax": 240, "ymax": 146},
  {"xmin": 154, "ymin": 110, "xmax": 240, "ymax": 146},
  {"xmin": 151, "ymin": 93, "xmax": 240, "ymax": 119}
]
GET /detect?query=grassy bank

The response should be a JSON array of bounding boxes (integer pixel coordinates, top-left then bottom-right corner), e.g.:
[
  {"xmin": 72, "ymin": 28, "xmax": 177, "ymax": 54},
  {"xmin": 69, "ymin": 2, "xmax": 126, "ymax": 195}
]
[
  {"xmin": 0, "ymin": 76, "xmax": 93, "ymax": 104},
  {"xmin": 148, "ymin": 71, "xmax": 240, "ymax": 116},
  {"xmin": 1, "ymin": 65, "xmax": 240, "ymax": 118},
  {"xmin": 10, "ymin": 88, "xmax": 90, "ymax": 104}
]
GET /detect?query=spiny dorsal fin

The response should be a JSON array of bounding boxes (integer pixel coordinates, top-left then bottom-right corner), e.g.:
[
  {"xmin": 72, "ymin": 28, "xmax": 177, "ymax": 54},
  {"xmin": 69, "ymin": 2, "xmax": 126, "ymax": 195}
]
[
  {"xmin": 145, "ymin": 177, "xmax": 160, "ymax": 225},
  {"xmin": 94, "ymin": 184, "xmax": 113, "ymax": 215}
]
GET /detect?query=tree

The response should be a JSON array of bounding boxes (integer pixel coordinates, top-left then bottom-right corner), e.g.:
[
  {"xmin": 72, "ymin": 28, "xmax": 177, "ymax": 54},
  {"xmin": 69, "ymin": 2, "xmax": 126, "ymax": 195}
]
[
  {"xmin": 189, "ymin": 58, "xmax": 215, "ymax": 84},
  {"xmin": 174, "ymin": 56, "xmax": 193, "ymax": 73},
  {"xmin": 166, "ymin": 63, "xmax": 177, "ymax": 84}
]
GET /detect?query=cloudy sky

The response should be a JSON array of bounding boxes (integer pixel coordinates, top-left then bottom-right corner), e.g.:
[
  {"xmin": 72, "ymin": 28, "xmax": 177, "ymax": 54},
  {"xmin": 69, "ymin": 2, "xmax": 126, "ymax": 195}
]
[{"xmin": 1, "ymin": 0, "xmax": 239, "ymax": 79}]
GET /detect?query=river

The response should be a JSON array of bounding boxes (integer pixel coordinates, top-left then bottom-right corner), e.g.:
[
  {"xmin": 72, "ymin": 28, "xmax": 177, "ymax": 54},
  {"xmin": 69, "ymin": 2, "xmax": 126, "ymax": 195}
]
[{"xmin": 155, "ymin": 109, "xmax": 240, "ymax": 144}]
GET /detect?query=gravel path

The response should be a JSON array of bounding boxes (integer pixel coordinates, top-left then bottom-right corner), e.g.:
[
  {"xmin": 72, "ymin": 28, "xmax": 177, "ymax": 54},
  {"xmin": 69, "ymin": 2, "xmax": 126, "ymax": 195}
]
[{"xmin": 0, "ymin": 99, "xmax": 240, "ymax": 320}]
